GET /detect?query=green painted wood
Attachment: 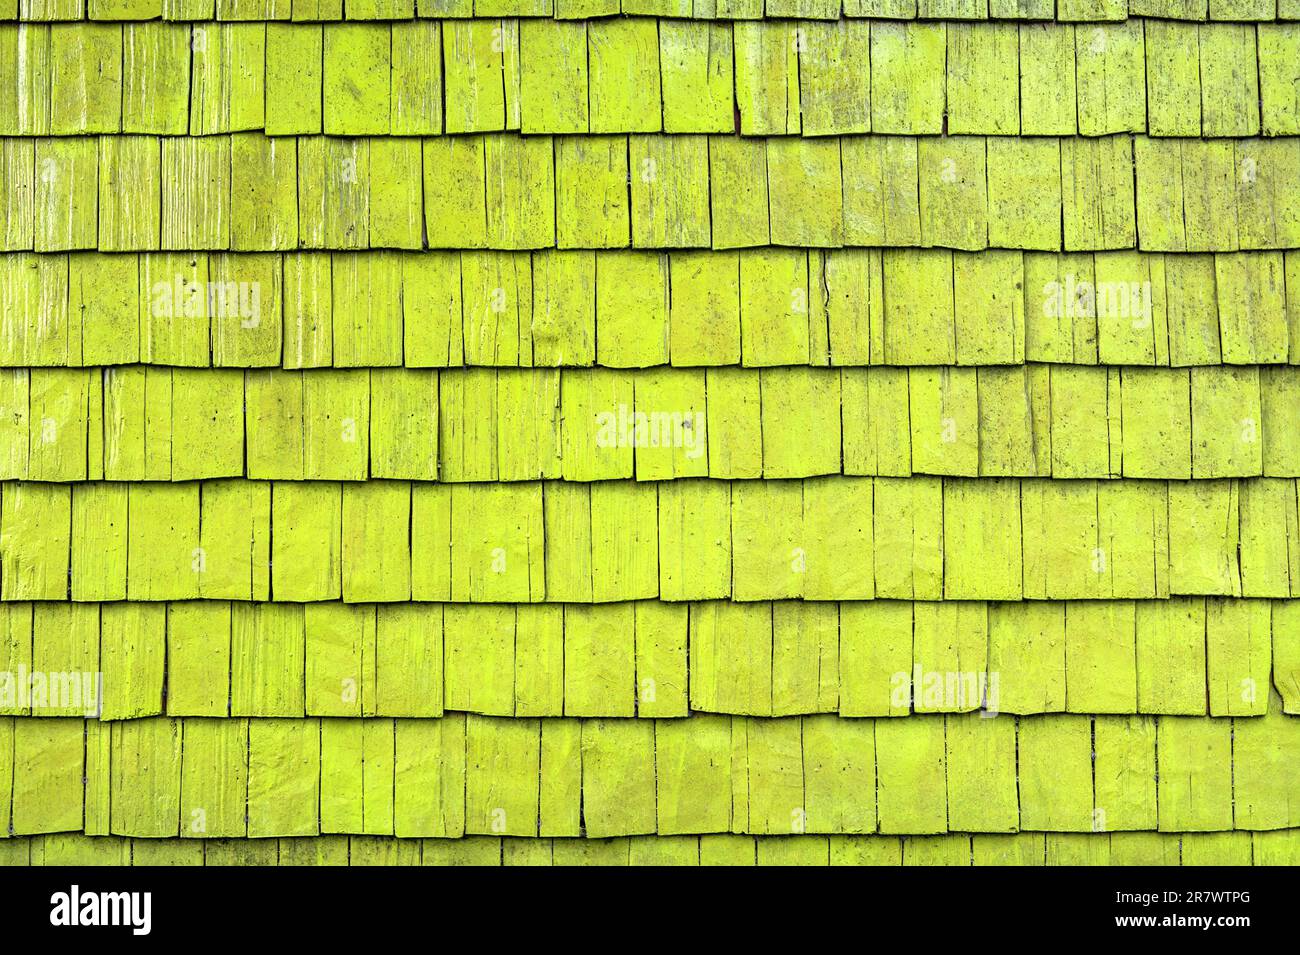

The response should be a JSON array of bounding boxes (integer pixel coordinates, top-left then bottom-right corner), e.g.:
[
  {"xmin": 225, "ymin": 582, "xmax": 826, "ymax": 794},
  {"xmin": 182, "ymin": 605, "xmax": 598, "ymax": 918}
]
[
  {"xmin": 110, "ymin": 717, "xmax": 182, "ymax": 836},
  {"xmin": 581, "ymin": 718, "xmax": 656, "ymax": 837},
  {"xmin": 445, "ymin": 604, "xmax": 514, "ymax": 715},
  {"xmin": 910, "ymin": 367, "xmax": 977, "ymax": 475},
  {"xmin": 874, "ymin": 716, "xmax": 947, "ymax": 834},
  {"xmin": 772, "ymin": 601, "xmax": 838, "ymax": 714},
  {"xmin": 465, "ymin": 714, "xmax": 539, "ymax": 836},
  {"xmin": 733, "ymin": 21, "xmax": 799, "ymax": 135},
  {"xmin": 690, "ymin": 601, "xmax": 772, "ymax": 715},
  {"xmin": 519, "ymin": 19, "xmax": 587, "ymax": 134},
  {"xmin": 730, "ymin": 479, "xmax": 804, "ymax": 600},
  {"xmin": 709, "ymin": 136, "xmax": 769, "ymax": 251},
  {"xmin": 799, "ymin": 19, "xmax": 870, "ymax": 136},
  {"xmin": 943, "ymin": 479, "xmax": 1021, "ymax": 600},
  {"xmin": 247, "ymin": 717, "xmax": 320, "ymax": 837},
  {"xmin": 595, "ymin": 252, "xmax": 668, "ymax": 367},
  {"xmin": 122, "ymin": 23, "xmax": 188, "ymax": 135},
  {"xmin": 321, "ymin": 718, "xmax": 367, "ymax": 833},
  {"xmin": 1135, "ymin": 599, "xmax": 1206, "ymax": 715},
  {"xmin": 1234, "ymin": 691, "xmax": 1300, "ymax": 829},
  {"xmin": 1062, "ymin": 136, "xmax": 1135, "ymax": 252},
  {"xmin": 802, "ymin": 477, "xmax": 875, "ymax": 599},
  {"xmin": 50, "ymin": 22, "xmax": 121, "ymax": 135},
  {"xmin": 657, "ymin": 478, "xmax": 731, "ymax": 600},
  {"xmin": 395, "ymin": 715, "xmax": 466, "ymax": 838},
  {"xmin": 587, "ymin": 17, "xmax": 660, "ymax": 133},
  {"xmin": 342, "ymin": 480, "xmax": 411, "ymax": 602},
  {"xmin": 655, "ymin": 714, "xmax": 733, "ymax": 834},
  {"xmin": 768, "ymin": 138, "xmax": 843, "ymax": 247},
  {"xmin": 1200, "ymin": 23, "xmax": 1259, "ymax": 137},
  {"xmin": 1020, "ymin": 24, "xmax": 1076, "ymax": 136},
  {"xmin": 1017, "ymin": 714, "xmax": 1093, "ymax": 831},
  {"xmin": 532, "ymin": 251, "xmax": 596, "ymax": 364},
  {"xmin": 555, "ymin": 138, "xmax": 630, "ymax": 251},
  {"xmin": 450, "ymin": 481, "xmax": 543, "ymax": 601},
  {"xmin": 391, "ymin": 21, "xmax": 442, "ymax": 136},
  {"xmin": 1239, "ymin": 479, "xmax": 1295, "ymax": 597},
  {"xmin": 231, "ymin": 602, "xmax": 304, "ymax": 717},
  {"xmin": 699, "ymin": 834, "xmax": 756, "ymax": 865},
  {"xmin": 843, "ymin": 137, "xmax": 921, "ymax": 246},
  {"xmin": 1146, "ymin": 20, "xmax": 1202, "ymax": 137},
  {"xmin": 100, "ymin": 602, "xmax": 165, "ymax": 719},
  {"xmin": 1094, "ymin": 715, "xmax": 1157, "ymax": 830},
  {"xmin": 11, "ymin": 717, "xmax": 83, "ymax": 833},
  {"xmin": 803, "ymin": 714, "xmax": 874, "ymax": 831},
  {"xmin": 630, "ymin": 135, "xmax": 710, "ymax": 249},
  {"xmin": 442, "ymin": 21, "xmax": 505, "ymax": 134},
  {"xmin": 987, "ymin": 139, "xmax": 1060, "ymax": 252},
  {"xmin": 515, "ymin": 604, "xmax": 564, "ymax": 716},
  {"xmin": 918, "ymin": 136, "xmax": 988, "ymax": 251},
  {"xmin": 375, "ymin": 604, "xmax": 443, "ymax": 717},
  {"xmin": 912, "ymin": 601, "xmax": 987, "ymax": 712},
  {"xmin": 947, "ymin": 23, "xmax": 1017, "ymax": 135},
  {"xmin": 736, "ymin": 715, "xmax": 804, "ymax": 835},
  {"xmin": 661, "ymin": 20, "xmax": 732, "ymax": 134},
  {"xmin": 670, "ymin": 252, "xmax": 741, "ymax": 365},
  {"xmin": 989, "ymin": 602, "xmax": 1066, "ymax": 714},
  {"xmin": 973, "ymin": 833, "xmax": 1046, "ymax": 865},
  {"xmin": 1066, "ymin": 601, "xmax": 1138, "ymax": 712},
  {"xmin": 870, "ymin": 22, "xmax": 943, "ymax": 134},
  {"xmin": 945, "ymin": 712, "xmax": 1017, "ymax": 831},
  {"xmin": 2, "ymin": 482, "xmax": 70, "ymax": 599},
  {"xmin": 35, "ymin": 138, "xmax": 97, "ymax": 252},
  {"xmin": 839, "ymin": 600, "xmax": 913, "ymax": 717},
  {"xmin": 1156, "ymin": 717, "xmax": 1233, "ymax": 831},
  {"xmin": 332, "ymin": 255, "xmax": 403, "ymax": 366},
  {"xmin": 842, "ymin": 367, "xmax": 909, "ymax": 475},
  {"xmin": 1167, "ymin": 479, "xmax": 1240, "ymax": 596},
  {"xmin": 1206, "ymin": 597, "xmax": 1271, "ymax": 716},
  {"xmin": 564, "ymin": 603, "xmax": 636, "ymax": 716},
  {"xmin": 190, "ymin": 23, "xmax": 265, "ymax": 135}
]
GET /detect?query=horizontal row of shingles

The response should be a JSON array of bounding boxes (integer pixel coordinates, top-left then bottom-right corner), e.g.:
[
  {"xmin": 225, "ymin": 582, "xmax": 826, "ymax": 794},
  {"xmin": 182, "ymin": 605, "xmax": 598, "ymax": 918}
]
[
  {"xmin": 2, "ymin": 596, "xmax": 1291, "ymax": 719},
  {"xmin": 6, "ymin": 249, "xmax": 1299, "ymax": 370},
  {"xmin": 2, "ymin": 0, "xmax": 1299, "ymax": 22},
  {"xmin": 4, "ymin": 830, "xmax": 1294, "ymax": 867},
  {"xmin": 3, "ymin": 709, "xmax": 1297, "ymax": 837},
  {"xmin": 0, "ymin": 476, "xmax": 1293, "ymax": 601},
  {"xmin": 8, "ymin": 364, "xmax": 1300, "ymax": 482},
  {"xmin": 4, "ymin": 133, "xmax": 1297, "ymax": 253},
  {"xmin": 6, "ymin": 20, "xmax": 1300, "ymax": 138}
]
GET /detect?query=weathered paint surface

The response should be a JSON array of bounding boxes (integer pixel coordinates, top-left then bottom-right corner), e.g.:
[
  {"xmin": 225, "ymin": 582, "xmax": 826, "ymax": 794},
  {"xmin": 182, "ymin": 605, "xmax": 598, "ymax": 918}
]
[{"xmin": 0, "ymin": 2, "xmax": 1297, "ymax": 865}]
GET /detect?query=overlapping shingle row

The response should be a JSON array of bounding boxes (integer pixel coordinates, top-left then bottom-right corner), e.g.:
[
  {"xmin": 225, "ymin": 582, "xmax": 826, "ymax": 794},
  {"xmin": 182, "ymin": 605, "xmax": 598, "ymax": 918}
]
[
  {"xmin": 2, "ymin": 476, "xmax": 1297, "ymax": 601},
  {"xmin": 4, "ymin": 709, "xmax": 1299, "ymax": 838},
  {"xmin": 4, "ymin": 249, "xmax": 1300, "ymax": 368},
  {"xmin": 2, "ymin": 0, "xmax": 1298, "ymax": 23},
  {"xmin": 3, "ymin": 597, "xmax": 1297, "ymax": 717},
  {"xmin": 10, "ymin": 365, "xmax": 1300, "ymax": 480},
  {"xmin": 3, "ymin": 133, "xmax": 1299, "ymax": 251},
  {"xmin": 6, "ymin": 829, "xmax": 1299, "ymax": 867},
  {"xmin": 2, "ymin": 0, "xmax": 1296, "ymax": 866},
  {"xmin": 5, "ymin": 20, "xmax": 1299, "ymax": 137}
]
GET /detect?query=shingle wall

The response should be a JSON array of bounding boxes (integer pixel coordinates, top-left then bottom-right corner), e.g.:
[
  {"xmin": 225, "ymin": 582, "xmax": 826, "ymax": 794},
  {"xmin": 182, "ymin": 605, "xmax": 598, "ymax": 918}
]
[{"xmin": 2, "ymin": 1, "xmax": 1298, "ymax": 866}]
